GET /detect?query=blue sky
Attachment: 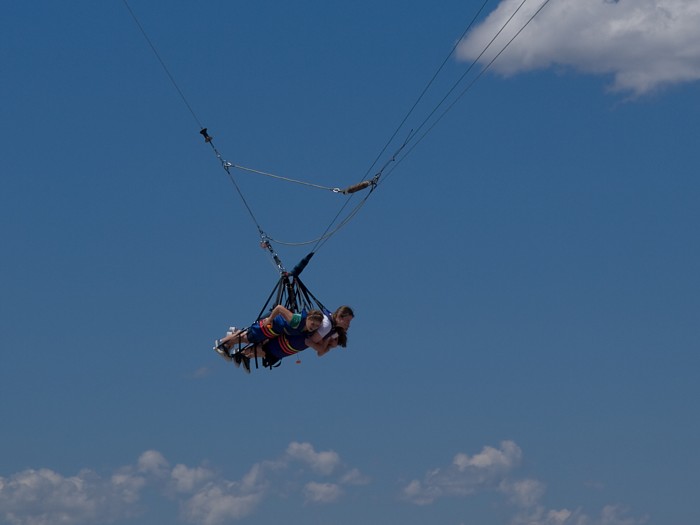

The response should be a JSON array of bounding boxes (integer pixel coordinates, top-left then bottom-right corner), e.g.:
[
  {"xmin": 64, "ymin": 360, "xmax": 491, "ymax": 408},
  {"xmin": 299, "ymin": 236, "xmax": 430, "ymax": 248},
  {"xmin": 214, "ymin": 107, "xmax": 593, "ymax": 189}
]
[{"xmin": 1, "ymin": 1, "xmax": 699, "ymax": 524}]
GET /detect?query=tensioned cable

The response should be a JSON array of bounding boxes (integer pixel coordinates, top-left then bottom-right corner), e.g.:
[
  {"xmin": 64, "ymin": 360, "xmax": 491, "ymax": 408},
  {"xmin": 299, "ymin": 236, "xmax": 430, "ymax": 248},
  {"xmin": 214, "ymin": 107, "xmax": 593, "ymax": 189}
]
[
  {"xmin": 231, "ymin": 163, "xmax": 341, "ymax": 192},
  {"xmin": 123, "ymin": 0, "xmax": 327, "ymax": 253},
  {"xmin": 123, "ymin": 0, "xmax": 376, "ymax": 254},
  {"xmin": 393, "ymin": 0, "xmax": 533, "ymax": 164},
  {"xmin": 124, "ymin": 0, "xmax": 553, "ymax": 253},
  {"xmin": 309, "ymin": 139, "xmax": 405, "ymax": 253},
  {"xmin": 311, "ymin": 2, "xmax": 494, "ymax": 253},
  {"xmin": 202, "ymin": 136, "xmax": 267, "ymax": 237},
  {"xmin": 358, "ymin": 0, "xmax": 493, "ymax": 183},
  {"xmin": 125, "ymin": 0, "xmax": 354, "ymax": 197},
  {"xmin": 122, "ymin": 0, "xmax": 264, "ymax": 231},
  {"xmin": 268, "ymin": 189, "xmax": 375, "ymax": 247},
  {"xmin": 311, "ymin": 0, "xmax": 549, "ymax": 252},
  {"xmin": 122, "ymin": 0, "xmax": 204, "ymax": 130},
  {"xmin": 380, "ymin": 0, "xmax": 553, "ymax": 184}
]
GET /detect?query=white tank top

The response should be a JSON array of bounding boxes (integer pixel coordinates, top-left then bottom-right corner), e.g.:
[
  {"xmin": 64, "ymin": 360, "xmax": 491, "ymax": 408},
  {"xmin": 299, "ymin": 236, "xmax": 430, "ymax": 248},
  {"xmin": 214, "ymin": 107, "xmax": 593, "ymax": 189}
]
[{"xmin": 317, "ymin": 314, "xmax": 333, "ymax": 338}]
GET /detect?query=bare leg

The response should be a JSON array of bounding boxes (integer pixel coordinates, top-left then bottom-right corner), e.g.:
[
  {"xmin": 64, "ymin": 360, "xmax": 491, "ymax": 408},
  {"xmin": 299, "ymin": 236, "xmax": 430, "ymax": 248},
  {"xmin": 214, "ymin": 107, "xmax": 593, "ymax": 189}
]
[
  {"xmin": 219, "ymin": 329, "xmax": 248, "ymax": 350},
  {"xmin": 242, "ymin": 344, "xmax": 265, "ymax": 359}
]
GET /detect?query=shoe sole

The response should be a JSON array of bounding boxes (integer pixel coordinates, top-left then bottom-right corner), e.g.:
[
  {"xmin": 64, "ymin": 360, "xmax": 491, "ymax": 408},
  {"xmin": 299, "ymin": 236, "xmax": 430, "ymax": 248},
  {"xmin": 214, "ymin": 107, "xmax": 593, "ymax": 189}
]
[{"xmin": 214, "ymin": 340, "xmax": 232, "ymax": 362}]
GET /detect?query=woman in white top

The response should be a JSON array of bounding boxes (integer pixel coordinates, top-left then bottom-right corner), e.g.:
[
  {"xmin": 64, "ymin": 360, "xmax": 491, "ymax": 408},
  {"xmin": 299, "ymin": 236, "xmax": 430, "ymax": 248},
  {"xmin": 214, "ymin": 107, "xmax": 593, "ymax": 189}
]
[{"xmin": 309, "ymin": 306, "xmax": 354, "ymax": 356}]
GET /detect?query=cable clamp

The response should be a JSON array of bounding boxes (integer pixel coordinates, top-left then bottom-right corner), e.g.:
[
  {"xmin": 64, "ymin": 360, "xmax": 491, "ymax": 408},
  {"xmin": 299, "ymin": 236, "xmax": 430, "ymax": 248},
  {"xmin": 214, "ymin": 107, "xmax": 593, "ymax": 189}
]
[{"xmin": 199, "ymin": 128, "xmax": 212, "ymax": 143}]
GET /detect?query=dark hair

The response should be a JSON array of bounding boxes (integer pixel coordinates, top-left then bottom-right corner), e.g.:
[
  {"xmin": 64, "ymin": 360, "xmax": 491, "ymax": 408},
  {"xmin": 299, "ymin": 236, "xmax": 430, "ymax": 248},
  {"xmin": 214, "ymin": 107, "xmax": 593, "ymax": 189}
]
[{"xmin": 334, "ymin": 327, "xmax": 348, "ymax": 347}]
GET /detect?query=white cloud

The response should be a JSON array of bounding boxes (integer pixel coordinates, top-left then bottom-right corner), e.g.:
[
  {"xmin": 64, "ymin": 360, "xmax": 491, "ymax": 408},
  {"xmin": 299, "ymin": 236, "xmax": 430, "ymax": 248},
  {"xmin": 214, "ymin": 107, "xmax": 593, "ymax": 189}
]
[
  {"xmin": 170, "ymin": 464, "xmax": 216, "ymax": 493},
  {"xmin": 137, "ymin": 449, "xmax": 169, "ymax": 477},
  {"xmin": 600, "ymin": 504, "xmax": 649, "ymax": 525},
  {"xmin": 0, "ymin": 467, "xmax": 144, "ymax": 525},
  {"xmin": 0, "ymin": 442, "xmax": 366, "ymax": 525},
  {"xmin": 172, "ymin": 442, "xmax": 362, "ymax": 523},
  {"xmin": 457, "ymin": 0, "xmax": 700, "ymax": 95},
  {"xmin": 500, "ymin": 478, "xmax": 546, "ymax": 508},
  {"xmin": 239, "ymin": 462, "xmax": 269, "ymax": 492},
  {"xmin": 546, "ymin": 508, "xmax": 575, "ymax": 525},
  {"xmin": 0, "ymin": 442, "xmax": 646, "ymax": 525},
  {"xmin": 402, "ymin": 441, "xmax": 522, "ymax": 505},
  {"xmin": 109, "ymin": 470, "xmax": 146, "ymax": 505},
  {"xmin": 303, "ymin": 482, "xmax": 343, "ymax": 504},
  {"xmin": 403, "ymin": 441, "xmax": 647, "ymax": 525},
  {"xmin": 285, "ymin": 441, "xmax": 341, "ymax": 475},
  {"xmin": 453, "ymin": 439, "xmax": 522, "ymax": 471},
  {"xmin": 402, "ymin": 479, "xmax": 438, "ymax": 506},
  {"xmin": 180, "ymin": 483, "xmax": 263, "ymax": 525},
  {"xmin": 511, "ymin": 506, "xmax": 582, "ymax": 525},
  {"xmin": 339, "ymin": 468, "xmax": 371, "ymax": 486},
  {"xmin": 511, "ymin": 504, "xmax": 648, "ymax": 525}
]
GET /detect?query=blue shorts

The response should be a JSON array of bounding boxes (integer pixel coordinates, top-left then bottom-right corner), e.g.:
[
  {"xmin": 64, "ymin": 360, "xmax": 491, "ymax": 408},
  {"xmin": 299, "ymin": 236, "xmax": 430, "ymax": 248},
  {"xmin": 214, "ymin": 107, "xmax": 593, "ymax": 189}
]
[{"xmin": 246, "ymin": 319, "xmax": 281, "ymax": 344}]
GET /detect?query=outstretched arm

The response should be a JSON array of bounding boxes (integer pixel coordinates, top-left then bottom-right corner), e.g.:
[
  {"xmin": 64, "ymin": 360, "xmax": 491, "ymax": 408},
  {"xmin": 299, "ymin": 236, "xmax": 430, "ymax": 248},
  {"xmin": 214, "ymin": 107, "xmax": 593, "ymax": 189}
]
[{"xmin": 262, "ymin": 305, "xmax": 294, "ymax": 325}]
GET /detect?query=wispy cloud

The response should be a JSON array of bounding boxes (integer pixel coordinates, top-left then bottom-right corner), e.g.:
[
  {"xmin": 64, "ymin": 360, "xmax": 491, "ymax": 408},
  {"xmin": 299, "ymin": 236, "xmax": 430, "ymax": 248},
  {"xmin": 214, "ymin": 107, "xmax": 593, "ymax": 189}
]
[
  {"xmin": 510, "ymin": 504, "xmax": 648, "ymax": 525},
  {"xmin": 402, "ymin": 441, "xmax": 647, "ymax": 525},
  {"xmin": 302, "ymin": 482, "xmax": 343, "ymax": 504},
  {"xmin": 0, "ymin": 441, "xmax": 647, "ymax": 525},
  {"xmin": 0, "ymin": 442, "xmax": 366, "ymax": 525},
  {"xmin": 457, "ymin": 0, "xmax": 700, "ymax": 95},
  {"xmin": 0, "ymin": 466, "xmax": 145, "ymax": 525},
  {"xmin": 401, "ymin": 440, "xmax": 523, "ymax": 505},
  {"xmin": 284, "ymin": 441, "xmax": 341, "ymax": 475}
]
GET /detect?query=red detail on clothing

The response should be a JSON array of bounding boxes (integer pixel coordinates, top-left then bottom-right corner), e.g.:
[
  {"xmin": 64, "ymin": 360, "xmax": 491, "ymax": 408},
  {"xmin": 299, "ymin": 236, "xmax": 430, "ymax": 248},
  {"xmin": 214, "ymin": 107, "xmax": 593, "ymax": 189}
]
[
  {"xmin": 259, "ymin": 321, "xmax": 279, "ymax": 339},
  {"xmin": 278, "ymin": 335, "xmax": 302, "ymax": 355}
]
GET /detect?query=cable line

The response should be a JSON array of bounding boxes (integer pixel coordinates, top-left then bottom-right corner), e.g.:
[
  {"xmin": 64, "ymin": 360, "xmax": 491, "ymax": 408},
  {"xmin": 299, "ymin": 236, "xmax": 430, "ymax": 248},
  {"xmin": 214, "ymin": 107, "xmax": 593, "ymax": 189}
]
[
  {"xmin": 122, "ymin": 1, "xmax": 338, "ymax": 263},
  {"xmin": 373, "ymin": 0, "xmax": 550, "ymax": 186},
  {"xmin": 382, "ymin": 0, "xmax": 554, "ymax": 184},
  {"xmin": 311, "ymin": 0, "xmax": 550, "ymax": 250},
  {"xmin": 230, "ymin": 163, "xmax": 341, "ymax": 192},
  {"xmin": 359, "ymin": 0, "xmax": 493, "ymax": 183},
  {"xmin": 197, "ymin": 129, "xmax": 266, "ymax": 239},
  {"xmin": 123, "ymin": 0, "xmax": 554, "ymax": 262},
  {"xmin": 122, "ymin": 0, "xmax": 204, "ymax": 130}
]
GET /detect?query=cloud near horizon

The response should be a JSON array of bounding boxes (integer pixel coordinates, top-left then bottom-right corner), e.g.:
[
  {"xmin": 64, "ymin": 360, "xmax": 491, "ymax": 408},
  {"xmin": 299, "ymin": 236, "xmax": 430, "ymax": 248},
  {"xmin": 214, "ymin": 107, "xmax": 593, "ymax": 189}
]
[
  {"xmin": 0, "ymin": 442, "xmax": 367, "ymax": 525},
  {"xmin": 457, "ymin": 0, "xmax": 700, "ymax": 95},
  {"xmin": 402, "ymin": 441, "xmax": 647, "ymax": 525},
  {"xmin": 0, "ymin": 440, "xmax": 645, "ymax": 525}
]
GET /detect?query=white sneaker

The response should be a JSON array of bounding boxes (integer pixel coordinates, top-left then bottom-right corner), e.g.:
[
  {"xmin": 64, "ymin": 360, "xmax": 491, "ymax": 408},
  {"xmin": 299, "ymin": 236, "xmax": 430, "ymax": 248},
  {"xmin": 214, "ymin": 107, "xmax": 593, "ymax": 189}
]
[
  {"xmin": 213, "ymin": 340, "xmax": 231, "ymax": 362},
  {"xmin": 226, "ymin": 326, "xmax": 237, "ymax": 336}
]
